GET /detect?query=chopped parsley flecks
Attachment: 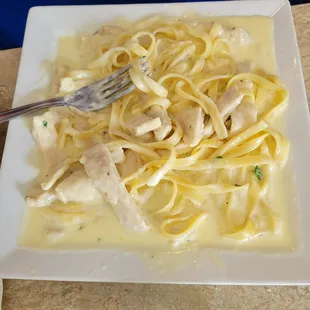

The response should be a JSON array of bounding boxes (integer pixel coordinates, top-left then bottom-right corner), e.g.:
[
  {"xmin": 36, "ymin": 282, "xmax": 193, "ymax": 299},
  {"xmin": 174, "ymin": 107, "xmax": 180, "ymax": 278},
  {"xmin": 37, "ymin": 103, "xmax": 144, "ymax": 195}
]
[
  {"xmin": 253, "ymin": 165, "xmax": 263, "ymax": 181},
  {"xmin": 43, "ymin": 120, "xmax": 48, "ymax": 127},
  {"xmin": 216, "ymin": 156, "xmax": 223, "ymax": 159}
]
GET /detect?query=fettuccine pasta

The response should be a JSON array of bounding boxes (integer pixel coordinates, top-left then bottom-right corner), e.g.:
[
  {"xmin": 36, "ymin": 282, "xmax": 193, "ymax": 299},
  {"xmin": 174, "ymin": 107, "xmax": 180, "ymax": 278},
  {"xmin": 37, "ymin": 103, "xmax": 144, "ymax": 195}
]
[{"xmin": 25, "ymin": 15, "xmax": 290, "ymax": 249}]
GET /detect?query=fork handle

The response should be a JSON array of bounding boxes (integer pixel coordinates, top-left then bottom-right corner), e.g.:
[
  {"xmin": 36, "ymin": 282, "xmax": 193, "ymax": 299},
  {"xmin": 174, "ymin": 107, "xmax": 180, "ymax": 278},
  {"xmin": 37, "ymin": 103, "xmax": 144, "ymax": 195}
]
[{"xmin": 0, "ymin": 97, "xmax": 64, "ymax": 124}]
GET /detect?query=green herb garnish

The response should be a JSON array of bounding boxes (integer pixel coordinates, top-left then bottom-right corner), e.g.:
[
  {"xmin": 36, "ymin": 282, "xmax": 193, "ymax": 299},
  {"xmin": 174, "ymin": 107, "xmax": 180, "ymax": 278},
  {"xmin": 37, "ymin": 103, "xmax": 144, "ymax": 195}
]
[
  {"xmin": 216, "ymin": 156, "xmax": 223, "ymax": 159},
  {"xmin": 253, "ymin": 165, "xmax": 263, "ymax": 181},
  {"xmin": 97, "ymin": 237, "xmax": 101, "ymax": 242},
  {"xmin": 78, "ymin": 225, "xmax": 84, "ymax": 230},
  {"xmin": 43, "ymin": 120, "xmax": 48, "ymax": 127},
  {"xmin": 235, "ymin": 184, "xmax": 242, "ymax": 187}
]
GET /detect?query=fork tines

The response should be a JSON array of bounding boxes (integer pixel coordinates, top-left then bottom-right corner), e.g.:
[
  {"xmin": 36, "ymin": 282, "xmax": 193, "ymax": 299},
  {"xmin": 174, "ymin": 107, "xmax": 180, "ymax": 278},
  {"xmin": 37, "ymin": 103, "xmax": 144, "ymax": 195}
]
[{"xmin": 95, "ymin": 57, "xmax": 151, "ymax": 102}]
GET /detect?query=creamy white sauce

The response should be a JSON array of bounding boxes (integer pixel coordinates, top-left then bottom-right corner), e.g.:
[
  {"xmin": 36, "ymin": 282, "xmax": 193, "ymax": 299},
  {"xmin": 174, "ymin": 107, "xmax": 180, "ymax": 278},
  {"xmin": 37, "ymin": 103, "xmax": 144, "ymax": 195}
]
[{"xmin": 19, "ymin": 16, "xmax": 297, "ymax": 252}]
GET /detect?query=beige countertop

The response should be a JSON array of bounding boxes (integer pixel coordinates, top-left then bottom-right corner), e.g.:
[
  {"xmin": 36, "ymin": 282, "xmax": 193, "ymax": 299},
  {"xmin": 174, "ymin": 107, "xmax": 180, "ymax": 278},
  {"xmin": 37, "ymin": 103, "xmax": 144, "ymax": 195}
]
[{"xmin": 0, "ymin": 3, "xmax": 310, "ymax": 309}]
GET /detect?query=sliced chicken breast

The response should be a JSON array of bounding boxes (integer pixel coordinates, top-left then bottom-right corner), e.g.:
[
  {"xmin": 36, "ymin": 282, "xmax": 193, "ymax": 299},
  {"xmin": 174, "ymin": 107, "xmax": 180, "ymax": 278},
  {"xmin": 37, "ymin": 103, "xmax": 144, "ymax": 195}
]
[
  {"xmin": 126, "ymin": 114, "xmax": 161, "ymax": 136},
  {"xmin": 109, "ymin": 147, "xmax": 126, "ymax": 164},
  {"xmin": 202, "ymin": 120, "xmax": 214, "ymax": 138},
  {"xmin": 146, "ymin": 105, "xmax": 172, "ymax": 141},
  {"xmin": 209, "ymin": 23, "xmax": 252, "ymax": 47},
  {"xmin": 33, "ymin": 110, "xmax": 69, "ymax": 188},
  {"xmin": 26, "ymin": 191, "xmax": 57, "ymax": 208},
  {"xmin": 32, "ymin": 111, "xmax": 60, "ymax": 156},
  {"xmin": 118, "ymin": 149, "xmax": 144, "ymax": 178},
  {"xmin": 203, "ymin": 81, "xmax": 255, "ymax": 138},
  {"xmin": 225, "ymin": 27, "xmax": 252, "ymax": 46},
  {"xmin": 55, "ymin": 171, "xmax": 102, "ymax": 204},
  {"xmin": 80, "ymin": 143, "xmax": 149, "ymax": 232},
  {"xmin": 230, "ymin": 99, "xmax": 258, "ymax": 136},
  {"xmin": 175, "ymin": 106, "xmax": 204, "ymax": 147},
  {"xmin": 217, "ymin": 85, "xmax": 244, "ymax": 119},
  {"xmin": 26, "ymin": 171, "xmax": 102, "ymax": 207},
  {"xmin": 41, "ymin": 163, "xmax": 71, "ymax": 191}
]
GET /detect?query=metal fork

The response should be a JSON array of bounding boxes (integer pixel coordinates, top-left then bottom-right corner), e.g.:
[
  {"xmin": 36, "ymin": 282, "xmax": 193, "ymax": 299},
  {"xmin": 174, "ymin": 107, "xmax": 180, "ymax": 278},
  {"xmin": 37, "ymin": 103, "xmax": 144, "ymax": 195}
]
[{"xmin": 0, "ymin": 57, "xmax": 150, "ymax": 124}]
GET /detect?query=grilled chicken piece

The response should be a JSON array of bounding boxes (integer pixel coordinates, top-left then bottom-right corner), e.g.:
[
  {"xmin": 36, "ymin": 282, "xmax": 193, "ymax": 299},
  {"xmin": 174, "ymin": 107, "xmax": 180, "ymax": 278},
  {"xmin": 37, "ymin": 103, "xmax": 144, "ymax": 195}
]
[
  {"xmin": 55, "ymin": 171, "xmax": 102, "ymax": 203},
  {"xmin": 41, "ymin": 164, "xmax": 71, "ymax": 191},
  {"xmin": 230, "ymin": 99, "xmax": 258, "ymax": 136},
  {"xmin": 146, "ymin": 105, "xmax": 172, "ymax": 141},
  {"xmin": 109, "ymin": 147, "xmax": 126, "ymax": 164},
  {"xmin": 126, "ymin": 114, "xmax": 161, "ymax": 136},
  {"xmin": 175, "ymin": 106, "xmax": 204, "ymax": 147},
  {"xmin": 217, "ymin": 85, "xmax": 244, "ymax": 119},
  {"xmin": 202, "ymin": 117, "xmax": 214, "ymax": 138},
  {"xmin": 26, "ymin": 191, "xmax": 57, "ymax": 208},
  {"xmin": 203, "ymin": 80, "xmax": 256, "ymax": 138},
  {"xmin": 225, "ymin": 27, "xmax": 253, "ymax": 46},
  {"xmin": 209, "ymin": 23, "xmax": 252, "ymax": 46},
  {"xmin": 32, "ymin": 110, "xmax": 71, "ymax": 189},
  {"xmin": 32, "ymin": 111, "xmax": 62, "ymax": 165},
  {"xmin": 26, "ymin": 171, "xmax": 102, "ymax": 207},
  {"xmin": 80, "ymin": 143, "xmax": 149, "ymax": 232},
  {"xmin": 118, "ymin": 149, "xmax": 143, "ymax": 178}
]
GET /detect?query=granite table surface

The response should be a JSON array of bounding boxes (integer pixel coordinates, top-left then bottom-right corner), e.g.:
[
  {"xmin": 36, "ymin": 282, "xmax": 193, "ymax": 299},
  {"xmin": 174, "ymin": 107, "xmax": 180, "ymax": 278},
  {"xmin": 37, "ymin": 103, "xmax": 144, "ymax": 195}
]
[{"xmin": 0, "ymin": 3, "xmax": 309, "ymax": 309}]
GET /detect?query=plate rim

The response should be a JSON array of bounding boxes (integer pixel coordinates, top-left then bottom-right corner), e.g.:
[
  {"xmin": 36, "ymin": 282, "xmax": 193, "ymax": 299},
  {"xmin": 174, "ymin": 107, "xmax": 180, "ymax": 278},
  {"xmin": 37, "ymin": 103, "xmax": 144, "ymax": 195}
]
[{"xmin": 1, "ymin": 0, "xmax": 310, "ymax": 284}]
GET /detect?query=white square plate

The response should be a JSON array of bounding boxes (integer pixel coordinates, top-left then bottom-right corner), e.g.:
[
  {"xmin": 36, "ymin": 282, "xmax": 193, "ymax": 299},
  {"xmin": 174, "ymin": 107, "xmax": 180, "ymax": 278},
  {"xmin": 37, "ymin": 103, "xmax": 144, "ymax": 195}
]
[{"xmin": 0, "ymin": 0, "xmax": 309, "ymax": 284}]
